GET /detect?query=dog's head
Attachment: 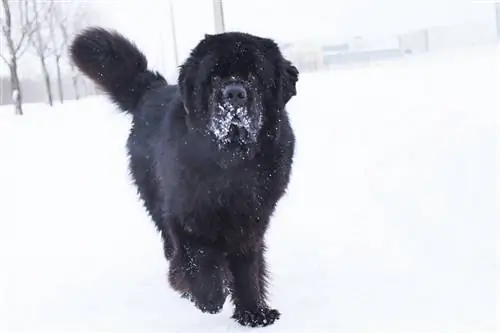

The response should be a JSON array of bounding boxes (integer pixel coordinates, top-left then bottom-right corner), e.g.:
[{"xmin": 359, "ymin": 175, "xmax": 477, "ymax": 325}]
[{"xmin": 178, "ymin": 32, "xmax": 298, "ymax": 155}]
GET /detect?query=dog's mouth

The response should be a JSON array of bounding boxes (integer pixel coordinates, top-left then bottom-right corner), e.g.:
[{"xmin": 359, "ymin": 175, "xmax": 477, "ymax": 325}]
[{"xmin": 208, "ymin": 101, "xmax": 262, "ymax": 147}]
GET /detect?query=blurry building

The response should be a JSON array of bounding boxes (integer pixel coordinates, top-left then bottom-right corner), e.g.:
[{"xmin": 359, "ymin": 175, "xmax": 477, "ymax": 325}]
[
  {"xmin": 280, "ymin": 41, "xmax": 325, "ymax": 73},
  {"xmin": 398, "ymin": 30, "xmax": 429, "ymax": 54}
]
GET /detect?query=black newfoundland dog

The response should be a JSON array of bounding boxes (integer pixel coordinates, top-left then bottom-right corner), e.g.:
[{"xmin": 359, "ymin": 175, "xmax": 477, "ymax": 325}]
[{"xmin": 70, "ymin": 27, "xmax": 299, "ymax": 327}]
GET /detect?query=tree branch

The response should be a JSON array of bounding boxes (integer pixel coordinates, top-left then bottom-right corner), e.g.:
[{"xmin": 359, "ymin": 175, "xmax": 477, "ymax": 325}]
[
  {"xmin": 17, "ymin": 36, "xmax": 32, "ymax": 58},
  {"xmin": 13, "ymin": 0, "xmax": 36, "ymax": 57},
  {"xmin": 0, "ymin": 52, "xmax": 8, "ymax": 65}
]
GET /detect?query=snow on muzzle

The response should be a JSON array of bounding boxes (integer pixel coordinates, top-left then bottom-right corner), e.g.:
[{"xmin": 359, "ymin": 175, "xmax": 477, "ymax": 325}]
[{"xmin": 208, "ymin": 100, "xmax": 262, "ymax": 146}]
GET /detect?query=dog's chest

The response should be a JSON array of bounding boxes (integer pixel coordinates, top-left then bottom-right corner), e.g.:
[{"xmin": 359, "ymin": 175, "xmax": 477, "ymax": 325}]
[
  {"xmin": 202, "ymin": 167, "xmax": 263, "ymax": 209},
  {"xmin": 202, "ymin": 180, "xmax": 268, "ymax": 250},
  {"xmin": 178, "ymin": 165, "xmax": 273, "ymax": 235}
]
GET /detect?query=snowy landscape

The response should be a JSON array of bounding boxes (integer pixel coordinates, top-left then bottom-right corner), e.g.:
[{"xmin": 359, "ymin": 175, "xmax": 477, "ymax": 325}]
[{"xmin": 0, "ymin": 43, "xmax": 497, "ymax": 332}]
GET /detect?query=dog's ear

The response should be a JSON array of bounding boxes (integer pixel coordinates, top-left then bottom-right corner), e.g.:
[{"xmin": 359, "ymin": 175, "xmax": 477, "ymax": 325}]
[
  {"xmin": 258, "ymin": 37, "xmax": 299, "ymax": 108},
  {"xmin": 178, "ymin": 60, "xmax": 196, "ymax": 112},
  {"xmin": 279, "ymin": 58, "xmax": 299, "ymax": 107}
]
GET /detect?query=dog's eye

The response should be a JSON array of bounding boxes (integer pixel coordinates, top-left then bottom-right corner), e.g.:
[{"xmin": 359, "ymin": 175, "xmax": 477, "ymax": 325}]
[{"xmin": 248, "ymin": 74, "xmax": 257, "ymax": 85}]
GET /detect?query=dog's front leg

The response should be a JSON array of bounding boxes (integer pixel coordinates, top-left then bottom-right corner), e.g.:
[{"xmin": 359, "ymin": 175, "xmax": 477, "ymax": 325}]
[
  {"xmin": 228, "ymin": 245, "xmax": 280, "ymax": 327},
  {"xmin": 167, "ymin": 229, "xmax": 228, "ymax": 314}
]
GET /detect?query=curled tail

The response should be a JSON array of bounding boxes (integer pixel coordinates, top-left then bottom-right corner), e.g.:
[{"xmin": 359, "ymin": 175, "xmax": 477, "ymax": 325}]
[{"xmin": 70, "ymin": 27, "xmax": 167, "ymax": 113}]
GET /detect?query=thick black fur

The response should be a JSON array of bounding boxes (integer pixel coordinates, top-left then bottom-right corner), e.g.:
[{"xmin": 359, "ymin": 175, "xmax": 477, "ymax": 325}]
[{"xmin": 70, "ymin": 27, "xmax": 299, "ymax": 328}]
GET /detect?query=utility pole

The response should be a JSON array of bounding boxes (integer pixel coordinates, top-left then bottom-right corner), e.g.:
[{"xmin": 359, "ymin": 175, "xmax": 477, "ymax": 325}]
[
  {"xmin": 168, "ymin": 0, "xmax": 179, "ymax": 67},
  {"xmin": 496, "ymin": 3, "xmax": 500, "ymax": 38},
  {"xmin": 213, "ymin": 0, "xmax": 225, "ymax": 33}
]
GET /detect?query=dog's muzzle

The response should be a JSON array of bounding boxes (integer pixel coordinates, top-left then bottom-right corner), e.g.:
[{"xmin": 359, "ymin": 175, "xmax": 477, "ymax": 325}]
[{"xmin": 208, "ymin": 81, "xmax": 262, "ymax": 147}]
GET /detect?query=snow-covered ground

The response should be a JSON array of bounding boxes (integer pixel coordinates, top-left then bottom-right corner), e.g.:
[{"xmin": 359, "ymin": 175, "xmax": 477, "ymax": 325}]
[{"xmin": 0, "ymin": 45, "xmax": 497, "ymax": 333}]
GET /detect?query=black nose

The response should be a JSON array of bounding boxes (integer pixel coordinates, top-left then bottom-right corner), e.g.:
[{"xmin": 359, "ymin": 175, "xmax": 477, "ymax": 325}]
[{"xmin": 222, "ymin": 83, "xmax": 247, "ymax": 106}]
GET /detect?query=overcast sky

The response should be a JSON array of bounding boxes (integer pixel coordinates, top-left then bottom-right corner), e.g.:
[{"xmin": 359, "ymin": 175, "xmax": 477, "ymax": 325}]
[
  {"xmin": 1, "ymin": 0, "xmax": 496, "ymax": 79},
  {"xmin": 90, "ymin": 0, "xmax": 495, "ymax": 78}
]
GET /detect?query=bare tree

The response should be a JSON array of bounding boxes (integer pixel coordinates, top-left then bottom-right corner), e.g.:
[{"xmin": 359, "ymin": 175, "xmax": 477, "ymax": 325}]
[
  {"xmin": 28, "ymin": 0, "xmax": 54, "ymax": 106},
  {"xmin": 0, "ymin": 0, "xmax": 36, "ymax": 115},
  {"xmin": 47, "ymin": 0, "xmax": 65, "ymax": 103},
  {"xmin": 48, "ymin": 1, "xmax": 89, "ymax": 102}
]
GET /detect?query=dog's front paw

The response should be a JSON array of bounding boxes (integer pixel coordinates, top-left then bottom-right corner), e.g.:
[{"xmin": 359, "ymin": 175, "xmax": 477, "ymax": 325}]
[
  {"xmin": 232, "ymin": 307, "xmax": 280, "ymax": 327},
  {"xmin": 181, "ymin": 289, "xmax": 226, "ymax": 314},
  {"xmin": 195, "ymin": 297, "xmax": 225, "ymax": 314}
]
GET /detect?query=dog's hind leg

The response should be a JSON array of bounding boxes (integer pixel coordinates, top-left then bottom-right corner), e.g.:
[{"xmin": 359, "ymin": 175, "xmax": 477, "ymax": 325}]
[{"xmin": 127, "ymin": 153, "xmax": 174, "ymax": 260}]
